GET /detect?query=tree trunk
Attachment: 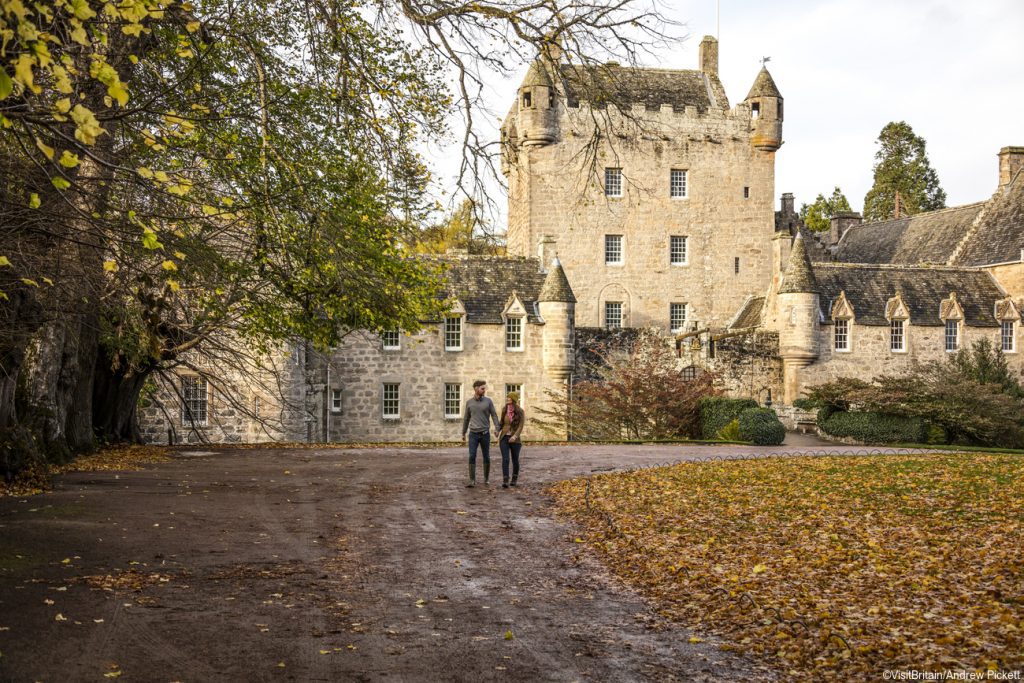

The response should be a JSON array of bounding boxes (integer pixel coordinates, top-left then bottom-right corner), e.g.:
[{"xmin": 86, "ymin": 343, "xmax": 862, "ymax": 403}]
[{"xmin": 91, "ymin": 356, "xmax": 152, "ymax": 444}]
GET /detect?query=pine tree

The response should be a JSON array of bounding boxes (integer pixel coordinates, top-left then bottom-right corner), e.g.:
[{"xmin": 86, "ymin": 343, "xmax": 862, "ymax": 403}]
[
  {"xmin": 799, "ymin": 187, "xmax": 852, "ymax": 232},
  {"xmin": 863, "ymin": 121, "xmax": 946, "ymax": 221}
]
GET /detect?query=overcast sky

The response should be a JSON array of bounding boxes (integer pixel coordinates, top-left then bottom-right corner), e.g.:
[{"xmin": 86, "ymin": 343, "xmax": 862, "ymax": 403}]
[{"xmin": 429, "ymin": 0, "xmax": 1024, "ymax": 222}]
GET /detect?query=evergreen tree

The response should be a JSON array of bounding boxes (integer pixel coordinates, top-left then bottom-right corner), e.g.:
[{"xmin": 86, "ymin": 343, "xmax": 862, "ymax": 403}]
[
  {"xmin": 799, "ymin": 187, "xmax": 852, "ymax": 232},
  {"xmin": 863, "ymin": 121, "xmax": 946, "ymax": 221}
]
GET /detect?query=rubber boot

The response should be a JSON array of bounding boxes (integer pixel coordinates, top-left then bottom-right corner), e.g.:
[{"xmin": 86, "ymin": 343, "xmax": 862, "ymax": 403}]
[
  {"xmin": 510, "ymin": 475, "xmax": 518, "ymax": 487},
  {"xmin": 483, "ymin": 461, "xmax": 490, "ymax": 485},
  {"xmin": 502, "ymin": 477, "xmax": 509, "ymax": 489},
  {"xmin": 466, "ymin": 462, "xmax": 476, "ymax": 487}
]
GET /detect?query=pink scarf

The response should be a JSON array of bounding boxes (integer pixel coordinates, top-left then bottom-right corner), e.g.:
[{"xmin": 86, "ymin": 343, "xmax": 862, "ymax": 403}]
[{"xmin": 506, "ymin": 404, "xmax": 515, "ymax": 425}]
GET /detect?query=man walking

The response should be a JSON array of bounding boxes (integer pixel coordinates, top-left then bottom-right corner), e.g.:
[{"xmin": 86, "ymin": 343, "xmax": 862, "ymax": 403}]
[{"xmin": 462, "ymin": 380, "xmax": 500, "ymax": 487}]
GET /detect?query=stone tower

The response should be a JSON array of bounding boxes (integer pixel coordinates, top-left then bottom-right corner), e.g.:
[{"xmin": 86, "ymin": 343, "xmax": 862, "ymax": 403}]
[
  {"xmin": 744, "ymin": 66, "xmax": 784, "ymax": 152},
  {"xmin": 501, "ymin": 38, "xmax": 784, "ymax": 331},
  {"xmin": 538, "ymin": 257, "xmax": 577, "ymax": 381},
  {"xmin": 777, "ymin": 232, "xmax": 819, "ymax": 403}
]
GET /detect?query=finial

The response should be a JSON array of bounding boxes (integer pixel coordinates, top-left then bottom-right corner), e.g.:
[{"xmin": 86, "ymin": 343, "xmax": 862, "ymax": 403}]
[{"xmin": 761, "ymin": 56, "xmax": 771, "ymax": 66}]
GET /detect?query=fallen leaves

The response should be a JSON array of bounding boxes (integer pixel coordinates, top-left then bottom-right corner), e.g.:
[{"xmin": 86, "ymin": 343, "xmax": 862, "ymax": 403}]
[
  {"xmin": 549, "ymin": 453, "xmax": 1024, "ymax": 678},
  {"xmin": 1, "ymin": 446, "xmax": 171, "ymax": 497}
]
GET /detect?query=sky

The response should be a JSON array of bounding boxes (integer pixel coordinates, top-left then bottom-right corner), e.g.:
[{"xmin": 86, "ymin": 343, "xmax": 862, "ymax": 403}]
[{"xmin": 428, "ymin": 0, "xmax": 1024, "ymax": 221}]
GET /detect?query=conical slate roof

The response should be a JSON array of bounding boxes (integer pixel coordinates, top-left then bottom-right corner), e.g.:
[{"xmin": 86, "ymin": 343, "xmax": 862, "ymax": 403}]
[
  {"xmin": 522, "ymin": 59, "xmax": 554, "ymax": 88},
  {"xmin": 779, "ymin": 232, "xmax": 818, "ymax": 294},
  {"xmin": 538, "ymin": 258, "xmax": 577, "ymax": 303},
  {"xmin": 745, "ymin": 66, "xmax": 782, "ymax": 100}
]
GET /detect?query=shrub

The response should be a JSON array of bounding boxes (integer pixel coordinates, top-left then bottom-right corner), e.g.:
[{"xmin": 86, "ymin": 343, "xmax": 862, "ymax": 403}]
[
  {"xmin": 738, "ymin": 407, "xmax": 786, "ymax": 445},
  {"xmin": 792, "ymin": 398, "xmax": 818, "ymax": 411},
  {"xmin": 699, "ymin": 397, "xmax": 758, "ymax": 440},
  {"xmin": 819, "ymin": 411, "xmax": 928, "ymax": 444},
  {"xmin": 716, "ymin": 419, "xmax": 742, "ymax": 441}
]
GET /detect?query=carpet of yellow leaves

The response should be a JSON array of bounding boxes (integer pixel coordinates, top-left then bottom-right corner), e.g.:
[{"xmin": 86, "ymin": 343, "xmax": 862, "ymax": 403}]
[
  {"xmin": 1, "ymin": 445, "xmax": 171, "ymax": 497},
  {"xmin": 549, "ymin": 453, "xmax": 1024, "ymax": 679}
]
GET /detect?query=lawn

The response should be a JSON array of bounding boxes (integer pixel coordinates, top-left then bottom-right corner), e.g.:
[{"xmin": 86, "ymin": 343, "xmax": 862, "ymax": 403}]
[{"xmin": 549, "ymin": 453, "xmax": 1024, "ymax": 679}]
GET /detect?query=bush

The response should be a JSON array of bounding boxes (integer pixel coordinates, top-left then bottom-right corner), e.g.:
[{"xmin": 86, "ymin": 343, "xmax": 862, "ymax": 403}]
[
  {"xmin": 699, "ymin": 397, "xmax": 758, "ymax": 440},
  {"xmin": 716, "ymin": 419, "xmax": 742, "ymax": 441},
  {"xmin": 819, "ymin": 411, "xmax": 928, "ymax": 444},
  {"xmin": 792, "ymin": 398, "xmax": 818, "ymax": 411},
  {"xmin": 738, "ymin": 407, "xmax": 786, "ymax": 445}
]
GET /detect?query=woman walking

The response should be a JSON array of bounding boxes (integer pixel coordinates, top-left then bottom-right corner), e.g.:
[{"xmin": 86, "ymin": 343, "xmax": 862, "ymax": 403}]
[{"xmin": 498, "ymin": 392, "xmax": 525, "ymax": 488}]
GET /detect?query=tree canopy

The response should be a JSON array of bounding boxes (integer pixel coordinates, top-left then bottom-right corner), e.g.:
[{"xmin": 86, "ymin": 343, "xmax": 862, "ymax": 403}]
[
  {"xmin": 799, "ymin": 187, "xmax": 852, "ymax": 232},
  {"xmin": 862, "ymin": 121, "xmax": 946, "ymax": 222}
]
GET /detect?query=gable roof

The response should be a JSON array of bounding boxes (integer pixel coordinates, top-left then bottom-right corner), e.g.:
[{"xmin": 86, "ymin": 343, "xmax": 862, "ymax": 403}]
[
  {"xmin": 557, "ymin": 63, "xmax": 728, "ymax": 114},
  {"xmin": 813, "ymin": 263, "xmax": 1005, "ymax": 327},
  {"xmin": 953, "ymin": 171, "xmax": 1024, "ymax": 266},
  {"xmin": 429, "ymin": 256, "xmax": 548, "ymax": 324},
  {"xmin": 833, "ymin": 203, "xmax": 985, "ymax": 265}
]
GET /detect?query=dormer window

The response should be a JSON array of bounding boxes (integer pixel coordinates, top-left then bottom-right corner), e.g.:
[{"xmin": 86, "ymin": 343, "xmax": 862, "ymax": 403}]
[
  {"xmin": 890, "ymin": 319, "xmax": 906, "ymax": 352},
  {"xmin": 522, "ymin": 91, "xmax": 532, "ymax": 108},
  {"xmin": 505, "ymin": 316, "xmax": 524, "ymax": 351},
  {"xmin": 834, "ymin": 319, "xmax": 850, "ymax": 352},
  {"xmin": 944, "ymin": 320, "xmax": 960, "ymax": 352},
  {"xmin": 940, "ymin": 292, "xmax": 964, "ymax": 353},
  {"xmin": 751, "ymin": 102, "xmax": 760, "ymax": 119},
  {"xmin": 444, "ymin": 315, "xmax": 463, "ymax": 351}
]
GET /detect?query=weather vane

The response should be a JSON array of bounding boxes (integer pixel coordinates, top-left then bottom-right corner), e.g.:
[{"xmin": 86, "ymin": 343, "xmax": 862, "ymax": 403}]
[{"xmin": 761, "ymin": 56, "xmax": 772, "ymax": 66}]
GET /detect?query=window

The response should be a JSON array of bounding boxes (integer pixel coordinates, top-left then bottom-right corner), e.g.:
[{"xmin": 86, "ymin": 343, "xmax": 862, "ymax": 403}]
[
  {"xmin": 890, "ymin": 319, "xmax": 906, "ymax": 352},
  {"xmin": 670, "ymin": 303, "xmax": 687, "ymax": 332},
  {"xmin": 604, "ymin": 168, "xmax": 622, "ymax": 197},
  {"xmin": 381, "ymin": 330, "xmax": 400, "ymax": 350},
  {"xmin": 743, "ymin": 186, "xmax": 750, "ymax": 199},
  {"xmin": 681, "ymin": 366, "xmax": 699, "ymax": 380},
  {"xmin": 181, "ymin": 376, "xmax": 208, "ymax": 426},
  {"xmin": 605, "ymin": 234, "xmax": 623, "ymax": 265},
  {"xmin": 605, "ymin": 302, "xmax": 623, "ymax": 330},
  {"xmin": 734, "ymin": 257, "xmax": 740, "ymax": 274},
  {"xmin": 751, "ymin": 102, "xmax": 760, "ymax": 119},
  {"xmin": 505, "ymin": 317, "xmax": 524, "ymax": 351},
  {"xmin": 670, "ymin": 169, "xmax": 688, "ymax": 198},
  {"xmin": 331, "ymin": 388, "xmax": 342, "ymax": 413},
  {"xmin": 382, "ymin": 383, "xmax": 400, "ymax": 419},
  {"xmin": 945, "ymin": 320, "xmax": 959, "ymax": 352},
  {"xmin": 1002, "ymin": 320, "xmax": 1016, "ymax": 352},
  {"xmin": 522, "ymin": 91, "xmax": 532, "ymax": 108},
  {"xmin": 505, "ymin": 383, "xmax": 523, "ymax": 407},
  {"xmin": 444, "ymin": 316, "xmax": 462, "ymax": 351},
  {"xmin": 834, "ymin": 319, "xmax": 850, "ymax": 352},
  {"xmin": 444, "ymin": 383, "xmax": 462, "ymax": 419},
  {"xmin": 670, "ymin": 235, "xmax": 688, "ymax": 265}
]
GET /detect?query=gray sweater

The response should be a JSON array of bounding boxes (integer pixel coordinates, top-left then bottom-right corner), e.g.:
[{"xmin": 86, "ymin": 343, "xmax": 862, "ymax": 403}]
[{"xmin": 462, "ymin": 396, "xmax": 499, "ymax": 435}]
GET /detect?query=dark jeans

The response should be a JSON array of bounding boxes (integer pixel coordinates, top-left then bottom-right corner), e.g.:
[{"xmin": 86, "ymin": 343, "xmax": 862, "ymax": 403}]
[
  {"xmin": 467, "ymin": 430, "xmax": 490, "ymax": 465},
  {"xmin": 499, "ymin": 436, "xmax": 522, "ymax": 480}
]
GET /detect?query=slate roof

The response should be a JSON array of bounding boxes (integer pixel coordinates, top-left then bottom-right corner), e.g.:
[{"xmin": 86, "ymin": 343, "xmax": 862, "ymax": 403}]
[
  {"xmin": 730, "ymin": 296, "xmax": 765, "ymax": 329},
  {"xmin": 779, "ymin": 232, "xmax": 818, "ymax": 294},
  {"xmin": 834, "ymin": 203, "xmax": 985, "ymax": 265},
  {"xmin": 557, "ymin": 63, "xmax": 728, "ymax": 114},
  {"xmin": 953, "ymin": 170, "xmax": 1024, "ymax": 266},
  {"xmin": 429, "ymin": 256, "xmax": 548, "ymax": 324},
  {"xmin": 538, "ymin": 259, "xmax": 577, "ymax": 303},
  {"xmin": 813, "ymin": 264, "xmax": 1006, "ymax": 327},
  {"xmin": 745, "ymin": 66, "xmax": 782, "ymax": 100}
]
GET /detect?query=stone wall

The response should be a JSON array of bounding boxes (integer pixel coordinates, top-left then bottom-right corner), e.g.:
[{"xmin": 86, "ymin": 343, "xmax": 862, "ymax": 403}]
[
  {"xmin": 678, "ymin": 330, "xmax": 783, "ymax": 403},
  {"xmin": 505, "ymin": 101, "xmax": 777, "ymax": 332}
]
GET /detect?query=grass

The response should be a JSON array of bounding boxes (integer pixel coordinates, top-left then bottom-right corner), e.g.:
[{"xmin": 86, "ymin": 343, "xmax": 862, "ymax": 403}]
[{"xmin": 549, "ymin": 452, "xmax": 1024, "ymax": 679}]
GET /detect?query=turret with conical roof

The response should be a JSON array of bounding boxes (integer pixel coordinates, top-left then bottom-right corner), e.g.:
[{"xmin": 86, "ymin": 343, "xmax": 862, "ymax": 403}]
[
  {"xmin": 517, "ymin": 55, "xmax": 560, "ymax": 147},
  {"xmin": 538, "ymin": 257, "xmax": 576, "ymax": 381},
  {"xmin": 744, "ymin": 65, "xmax": 783, "ymax": 152},
  {"xmin": 777, "ymin": 232, "xmax": 819, "ymax": 403}
]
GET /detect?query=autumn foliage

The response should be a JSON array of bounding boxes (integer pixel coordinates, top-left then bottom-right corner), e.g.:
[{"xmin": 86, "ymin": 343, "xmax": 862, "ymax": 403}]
[{"xmin": 550, "ymin": 453, "xmax": 1024, "ymax": 678}]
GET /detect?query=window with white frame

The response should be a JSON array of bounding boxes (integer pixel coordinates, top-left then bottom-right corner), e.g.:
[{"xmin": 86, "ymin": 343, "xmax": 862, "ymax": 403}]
[
  {"xmin": 1001, "ymin": 320, "xmax": 1016, "ymax": 352},
  {"xmin": 381, "ymin": 330, "xmax": 400, "ymax": 350},
  {"xmin": 605, "ymin": 234, "xmax": 623, "ymax": 265},
  {"xmin": 944, "ymin": 320, "xmax": 959, "ymax": 352},
  {"xmin": 604, "ymin": 168, "xmax": 622, "ymax": 197},
  {"xmin": 505, "ymin": 383, "xmax": 523, "ymax": 407},
  {"xmin": 670, "ymin": 235, "xmax": 688, "ymax": 265},
  {"xmin": 670, "ymin": 169, "xmax": 688, "ymax": 198},
  {"xmin": 331, "ymin": 388, "xmax": 342, "ymax": 413},
  {"xmin": 505, "ymin": 317, "xmax": 524, "ymax": 351},
  {"xmin": 382, "ymin": 383, "xmax": 400, "ymax": 419},
  {"xmin": 670, "ymin": 303, "xmax": 687, "ymax": 332},
  {"xmin": 181, "ymin": 376, "xmax": 208, "ymax": 426},
  {"xmin": 833, "ymin": 319, "xmax": 850, "ymax": 351},
  {"xmin": 444, "ymin": 316, "xmax": 462, "ymax": 351},
  {"xmin": 444, "ymin": 383, "xmax": 462, "ymax": 419},
  {"xmin": 890, "ymin": 319, "xmax": 906, "ymax": 352},
  {"xmin": 605, "ymin": 301, "xmax": 623, "ymax": 330}
]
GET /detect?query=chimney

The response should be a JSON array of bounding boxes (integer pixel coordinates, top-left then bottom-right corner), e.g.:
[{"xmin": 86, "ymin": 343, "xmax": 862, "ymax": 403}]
[
  {"xmin": 998, "ymin": 146, "xmax": 1024, "ymax": 190},
  {"xmin": 829, "ymin": 211, "xmax": 862, "ymax": 245},
  {"xmin": 781, "ymin": 192, "xmax": 795, "ymax": 216},
  {"xmin": 699, "ymin": 36, "xmax": 718, "ymax": 76}
]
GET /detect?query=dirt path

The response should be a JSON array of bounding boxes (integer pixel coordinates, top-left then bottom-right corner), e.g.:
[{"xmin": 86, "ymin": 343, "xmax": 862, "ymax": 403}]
[{"xmin": 0, "ymin": 442, "xmax": 884, "ymax": 681}]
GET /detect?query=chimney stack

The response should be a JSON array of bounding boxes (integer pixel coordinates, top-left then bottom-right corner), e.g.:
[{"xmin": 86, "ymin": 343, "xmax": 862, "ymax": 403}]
[
  {"xmin": 998, "ymin": 146, "xmax": 1024, "ymax": 190},
  {"xmin": 699, "ymin": 36, "xmax": 718, "ymax": 76},
  {"xmin": 829, "ymin": 211, "xmax": 862, "ymax": 246}
]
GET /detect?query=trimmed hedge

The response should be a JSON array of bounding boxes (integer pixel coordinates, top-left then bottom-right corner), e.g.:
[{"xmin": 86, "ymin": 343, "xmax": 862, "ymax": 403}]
[
  {"xmin": 738, "ymin": 407, "xmax": 786, "ymax": 446},
  {"xmin": 819, "ymin": 410, "xmax": 928, "ymax": 444},
  {"xmin": 699, "ymin": 397, "xmax": 759, "ymax": 439}
]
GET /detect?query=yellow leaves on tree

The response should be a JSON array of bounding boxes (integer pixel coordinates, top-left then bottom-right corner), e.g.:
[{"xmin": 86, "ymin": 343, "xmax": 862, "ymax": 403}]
[{"xmin": 70, "ymin": 104, "xmax": 105, "ymax": 144}]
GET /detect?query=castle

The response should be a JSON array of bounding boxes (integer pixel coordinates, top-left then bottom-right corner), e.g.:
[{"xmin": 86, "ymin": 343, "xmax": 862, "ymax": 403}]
[{"xmin": 138, "ymin": 37, "xmax": 1024, "ymax": 444}]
